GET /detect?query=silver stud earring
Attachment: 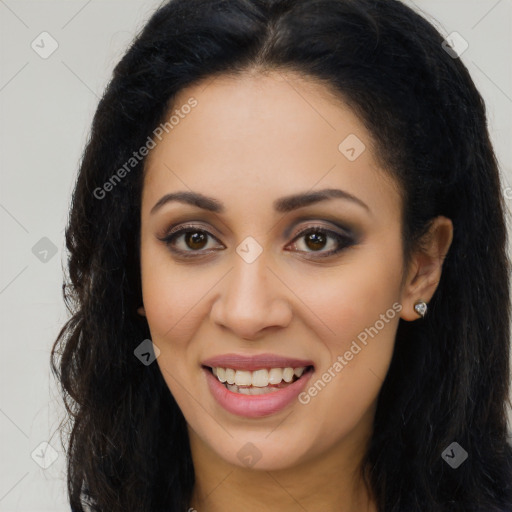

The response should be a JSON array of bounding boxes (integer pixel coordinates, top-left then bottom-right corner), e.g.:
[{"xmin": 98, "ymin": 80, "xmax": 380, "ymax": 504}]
[{"xmin": 414, "ymin": 300, "xmax": 427, "ymax": 318}]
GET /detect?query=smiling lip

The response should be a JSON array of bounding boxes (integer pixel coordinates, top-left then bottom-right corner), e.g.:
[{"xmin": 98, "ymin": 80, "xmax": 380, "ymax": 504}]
[
  {"xmin": 201, "ymin": 353, "xmax": 314, "ymax": 371},
  {"xmin": 201, "ymin": 353, "xmax": 315, "ymax": 418},
  {"xmin": 203, "ymin": 365, "xmax": 314, "ymax": 418}
]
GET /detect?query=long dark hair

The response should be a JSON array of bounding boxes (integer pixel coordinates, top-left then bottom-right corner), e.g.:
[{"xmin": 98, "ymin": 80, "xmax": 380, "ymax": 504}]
[{"xmin": 50, "ymin": 0, "xmax": 512, "ymax": 510}]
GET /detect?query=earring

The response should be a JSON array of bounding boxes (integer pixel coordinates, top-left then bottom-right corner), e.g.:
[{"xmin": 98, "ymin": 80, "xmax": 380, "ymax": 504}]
[{"xmin": 414, "ymin": 300, "xmax": 427, "ymax": 318}]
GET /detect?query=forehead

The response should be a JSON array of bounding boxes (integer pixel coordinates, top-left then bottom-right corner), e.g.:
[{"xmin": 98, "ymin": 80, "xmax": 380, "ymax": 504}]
[{"xmin": 142, "ymin": 71, "xmax": 400, "ymax": 221}]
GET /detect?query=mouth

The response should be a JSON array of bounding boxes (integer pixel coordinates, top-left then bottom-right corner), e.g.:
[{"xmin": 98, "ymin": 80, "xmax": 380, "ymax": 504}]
[
  {"xmin": 202, "ymin": 357, "xmax": 315, "ymax": 418},
  {"xmin": 203, "ymin": 365, "xmax": 315, "ymax": 395}
]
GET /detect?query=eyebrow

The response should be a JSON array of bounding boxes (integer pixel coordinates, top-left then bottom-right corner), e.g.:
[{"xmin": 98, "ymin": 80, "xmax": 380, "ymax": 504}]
[{"xmin": 150, "ymin": 188, "xmax": 370, "ymax": 215}]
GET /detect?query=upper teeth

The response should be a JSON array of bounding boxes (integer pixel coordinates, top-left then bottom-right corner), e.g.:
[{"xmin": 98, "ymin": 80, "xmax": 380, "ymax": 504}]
[{"xmin": 212, "ymin": 367, "xmax": 306, "ymax": 387}]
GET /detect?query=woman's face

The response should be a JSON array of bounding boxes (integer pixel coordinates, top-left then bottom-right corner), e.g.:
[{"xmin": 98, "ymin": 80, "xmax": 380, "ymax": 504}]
[{"xmin": 139, "ymin": 70, "xmax": 409, "ymax": 471}]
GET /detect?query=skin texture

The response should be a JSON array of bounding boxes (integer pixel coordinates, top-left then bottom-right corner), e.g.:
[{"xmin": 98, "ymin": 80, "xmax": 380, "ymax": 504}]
[{"xmin": 137, "ymin": 70, "xmax": 453, "ymax": 512}]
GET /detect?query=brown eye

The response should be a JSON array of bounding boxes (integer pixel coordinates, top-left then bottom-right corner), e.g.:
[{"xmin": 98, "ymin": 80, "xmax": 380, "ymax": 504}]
[
  {"xmin": 303, "ymin": 231, "xmax": 327, "ymax": 251},
  {"xmin": 288, "ymin": 226, "xmax": 354, "ymax": 258},
  {"xmin": 159, "ymin": 223, "xmax": 355, "ymax": 260},
  {"xmin": 160, "ymin": 224, "xmax": 224, "ymax": 258},
  {"xmin": 184, "ymin": 231, "xmax": 208, "ymax": 250}
]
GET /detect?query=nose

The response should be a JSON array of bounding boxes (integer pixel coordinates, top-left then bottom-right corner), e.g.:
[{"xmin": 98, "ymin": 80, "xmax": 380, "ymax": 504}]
[{"xmin": 209, "ymin": 251, "xmax": 293, "ymax": 340}]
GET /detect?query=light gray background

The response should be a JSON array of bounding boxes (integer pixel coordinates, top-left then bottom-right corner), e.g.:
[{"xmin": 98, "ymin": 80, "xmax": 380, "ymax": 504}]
[{"xmin": 0, "ymin": 1, "xmax": 511, "ymax": 510}]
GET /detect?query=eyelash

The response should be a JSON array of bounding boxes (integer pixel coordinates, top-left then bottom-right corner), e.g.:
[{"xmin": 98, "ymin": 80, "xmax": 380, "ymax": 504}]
[{"xmin": 159, "ymin": 223, "xmax": 355, "ymax": 260}]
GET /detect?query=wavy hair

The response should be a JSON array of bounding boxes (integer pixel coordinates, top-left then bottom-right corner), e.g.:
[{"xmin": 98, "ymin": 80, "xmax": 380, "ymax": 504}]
[{"xmin": 51, "ymin": 0, "xmax": 512, "ymax": 510}]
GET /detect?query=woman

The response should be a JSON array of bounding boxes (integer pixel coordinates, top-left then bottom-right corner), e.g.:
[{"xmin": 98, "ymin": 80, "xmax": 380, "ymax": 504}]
[{"xmin": 51, "ymin": 0, "xmax": 512, "ymax": 510}]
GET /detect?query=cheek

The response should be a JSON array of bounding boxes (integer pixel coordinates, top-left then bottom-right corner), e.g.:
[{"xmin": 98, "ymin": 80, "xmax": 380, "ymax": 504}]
[
  {"xmin": 139, "ymin": 253, "xmax": 210, "ymax": 406},
  {"xmin": 140, "ymin": 241, "xmax": 211, "ymax": 341},
  {"xmin": 294, "ymin": 242, "xmax": 403, "ymax": 349},
  {"xmin": 292, "ymin": 243, "xmax": 403, "ymax": 435}
]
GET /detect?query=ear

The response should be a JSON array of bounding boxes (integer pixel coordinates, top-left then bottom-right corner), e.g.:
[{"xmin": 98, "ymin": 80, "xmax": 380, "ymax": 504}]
[
  {"xmin": 137, "ymin": 306, "xmax": 146, "ymax": 317},
  {"xmin": 400, "ymin": 216, "xmax": 453, "ymax": 321}
]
